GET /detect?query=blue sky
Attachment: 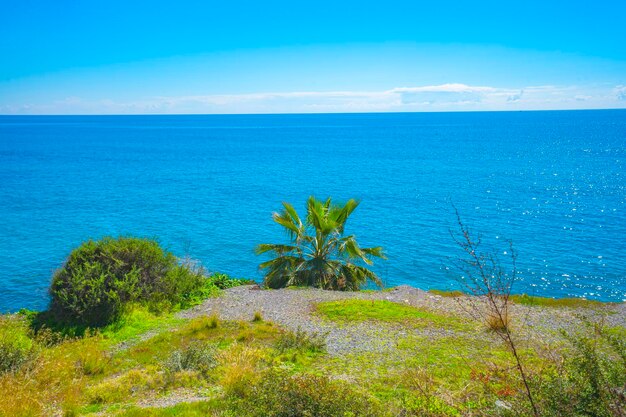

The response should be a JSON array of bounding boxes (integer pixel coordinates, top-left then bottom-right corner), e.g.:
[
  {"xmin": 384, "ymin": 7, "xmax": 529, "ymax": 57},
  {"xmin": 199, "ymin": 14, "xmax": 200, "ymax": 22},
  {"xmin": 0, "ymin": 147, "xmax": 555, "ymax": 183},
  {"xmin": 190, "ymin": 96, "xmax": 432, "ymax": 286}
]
[{"xmin": 1, "ymin": 0, "xmax": 625, "ymax": 114}]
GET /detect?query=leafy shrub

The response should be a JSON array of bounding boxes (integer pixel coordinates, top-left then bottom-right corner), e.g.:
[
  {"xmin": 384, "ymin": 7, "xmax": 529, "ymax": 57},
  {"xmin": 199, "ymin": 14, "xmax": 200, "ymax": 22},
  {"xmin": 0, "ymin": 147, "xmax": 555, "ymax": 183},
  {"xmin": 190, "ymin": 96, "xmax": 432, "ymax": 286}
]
[
  {"xmin": 163, "ymin": 341, "xmax": 218, "ymax": 377},
  {"xmin": 0, "ymin": 315, "xmax": 37, "ymax": 375},
  {"xmin": 231, "ymin": 369, "xmax": 386, "ymax": 417},
  {"xmin": 208, "ymin": 272, "xmax": 254, "ymax": 289},
  {"xmin": 49, "ymin": 237, "xmax": 210, "ymax": 327},
  {"xmin": 535, "ymin": 322, "xmax": 626, "ymax": 417},
  {"xmin": 160, "ymin": 263, "xmax": 208, "ymax": 304},
  {"xmin": 275, "ymin": 327, "xmax": 326, "ymax": 353}
]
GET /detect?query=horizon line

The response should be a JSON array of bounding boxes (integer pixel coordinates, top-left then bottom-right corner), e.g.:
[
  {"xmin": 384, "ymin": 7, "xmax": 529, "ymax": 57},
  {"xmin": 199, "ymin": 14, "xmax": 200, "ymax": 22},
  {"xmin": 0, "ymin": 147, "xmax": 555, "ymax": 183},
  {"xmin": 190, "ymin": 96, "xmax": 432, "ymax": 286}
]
[{"xmin": 1, "ymin": 107, "xmax": 626, "ymax": 117}]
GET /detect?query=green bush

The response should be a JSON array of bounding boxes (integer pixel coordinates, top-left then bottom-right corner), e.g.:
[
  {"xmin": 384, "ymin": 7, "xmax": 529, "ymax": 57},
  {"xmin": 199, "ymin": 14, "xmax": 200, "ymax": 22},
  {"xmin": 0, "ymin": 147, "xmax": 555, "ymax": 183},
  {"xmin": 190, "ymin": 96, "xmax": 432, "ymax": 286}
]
[
  {"xmin": 0, "ymin": 316, "xmax": 37, "ymax": 375},
  {"xmin": 230, "ymin": 369, "xmax": 386, "ymax": 417},
  {"xmin": 49, "ymin": 237, "xmax": 209, "ymax": 327},
  {"xmin": 208, "ymin": 272, "xmax": 255, "ymax": 289},
  {"xmin": 535, "ymin": 323, "xmax": 626, "ymax": 417}
]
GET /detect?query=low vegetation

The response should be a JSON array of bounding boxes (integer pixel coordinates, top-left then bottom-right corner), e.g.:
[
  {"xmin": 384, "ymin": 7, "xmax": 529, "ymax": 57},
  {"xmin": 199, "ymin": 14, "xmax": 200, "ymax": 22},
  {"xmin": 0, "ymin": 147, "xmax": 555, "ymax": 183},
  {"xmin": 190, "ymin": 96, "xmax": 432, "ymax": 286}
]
[
  {"xmin": 162, "ymin": 341, "xmax": 219, "ymax": 377},
  {"xmin": 48, "ymin": 237, "xmax": 216, "ymax": 327},
  {"xmin": 2, "ymin": 297, "xmax": 622, "ymax": 417},
  {"xmin": 29, "ymin": 236, "xmax": 249, "ymax": 332},
  {"xmin": 229, "ymin": 369, "xmax": 385, "ymax": 417},
  {"xmin": 537, "ymin": 321, "xmax": 626, "ymax": 417},
  {"xmin": 274, "ymin": 327, "xmax": 327, "ymax": 354},
  {"xmin": 0, "ymin": 218, "xmax": 623, "ymax": 416},
  {"xmin": 509, "ymin": 293, "xmax": 607, "ymax": 308},
  {"xmin": 0, "ymin": 315, "xmax": 37, "ymax": 375},
  {"xmin": 429, "ymin": 289, "xmax": 607, "ymax": 309},
  {"xmin": 316, "ymin": 299, "xmax": 472, "ymax": 330}
]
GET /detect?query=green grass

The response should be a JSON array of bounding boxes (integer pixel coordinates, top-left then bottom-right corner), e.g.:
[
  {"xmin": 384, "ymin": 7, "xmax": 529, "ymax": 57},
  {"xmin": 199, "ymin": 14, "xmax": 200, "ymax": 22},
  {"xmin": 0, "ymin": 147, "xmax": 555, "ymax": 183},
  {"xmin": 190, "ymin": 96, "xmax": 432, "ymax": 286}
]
[
  {"xmin": 314, "ymin": 327, "xmax": 561, "ymax": 415},
  {"xmin": 509, "ymin": 293, "xmax": 607, "ymax": 308},
  {"xmin": 311, "ymin": 331, "xmax": 545, "ymax": 415},
  {"xmin": 0, "ymin": 306, "xmax": 530, "ymax": 416},
  {"xmin": 428, "ymin": 289, "xmax": 610, "ymax": 308},
  {"xmin": 115, "ymin": 401, "xmax": 218, "ymax": 416},
  {"xmin": 2, "ymin": 290, "xmax": 624, "ymax": 417},
  {"xmin": 119, "ymin": 317, "xmax": 280, "ymax": 369},
  {"xmin": 428, "ymin": 289, "xmax": 465, "ymax": 298},
  {"xmin": 315, "ymin": 299, "xmax": 472, "ymax": 330},
  {"xmin": 99, "ymin": 307, "xmax": 185, "ymax": 345}
]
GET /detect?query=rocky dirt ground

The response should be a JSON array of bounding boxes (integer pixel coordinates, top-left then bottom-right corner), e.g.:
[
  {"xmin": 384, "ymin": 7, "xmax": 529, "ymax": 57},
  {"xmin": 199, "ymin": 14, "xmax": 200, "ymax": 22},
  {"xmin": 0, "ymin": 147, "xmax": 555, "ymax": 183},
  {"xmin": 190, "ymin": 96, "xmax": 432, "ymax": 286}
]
[{"xmin": 179, "ymin": 285, "xmax": 626, "ymax": 356}]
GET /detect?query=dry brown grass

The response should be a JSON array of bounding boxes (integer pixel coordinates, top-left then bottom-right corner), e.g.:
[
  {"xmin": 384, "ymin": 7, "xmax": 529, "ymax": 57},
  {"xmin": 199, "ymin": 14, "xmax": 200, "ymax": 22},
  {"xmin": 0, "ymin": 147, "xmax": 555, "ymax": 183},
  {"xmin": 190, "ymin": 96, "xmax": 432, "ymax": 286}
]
[
  {"xmin": 85, "ymin": 366, "xmax": 165, "ymax": 405},
  {"xmin": 0, "ymin": 339, "xmax": 91, "ymax": 416},
  {"xmin": 218, "ymin": 343, "xmax": 264, "ymax": 398},
  {"xmin": 486, "ymin": 311, "xmax": 510, "ymax": 333}
]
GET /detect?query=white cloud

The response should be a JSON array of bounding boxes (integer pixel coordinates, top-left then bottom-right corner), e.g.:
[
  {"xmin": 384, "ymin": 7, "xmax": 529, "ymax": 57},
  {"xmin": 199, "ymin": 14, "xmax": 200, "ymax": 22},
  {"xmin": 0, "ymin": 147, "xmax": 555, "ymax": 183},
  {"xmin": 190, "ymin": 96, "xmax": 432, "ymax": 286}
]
[
  {"xmin": 386, "ymin": 84, "xmax": 500, "ymax": 105},
  {"xmin": 2, "ymin": 83, "xmax": 626, "ymax": 114},
  {"xmin": 390, "ymin": 83, "xmax": 496, "ymax": 93},
  {"xmin": 507, "ymin": 90, "xmax": 524, "ymax": 102}
]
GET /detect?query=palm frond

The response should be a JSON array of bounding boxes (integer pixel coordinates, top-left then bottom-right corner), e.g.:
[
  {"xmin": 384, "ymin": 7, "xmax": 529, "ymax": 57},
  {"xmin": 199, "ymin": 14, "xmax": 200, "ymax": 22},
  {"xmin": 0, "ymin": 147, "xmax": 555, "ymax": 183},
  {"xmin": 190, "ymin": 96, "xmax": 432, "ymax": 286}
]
[
  {"xmin": 334, "ymin": 198, "xmax": 359, "ymax": 233},
  {"xmin": 362, "ymin": 246, "xmax": 386, "ymax": 259},
  {"xmin": 272, "ymin": 212, "xmax": 298, "ymax": 235},
  {"xmin": 339, "ymin": 263, "xmax": 383, "ymax": 290},
  {"xmin": 261, "ymin": 255, "xmax": 304, "ymax": 289},
  {"xmin": 282, "ymin": 202, "xmax": 301, "ymax": 225},
  {"xmin": 255, "ymin": 243, "xmax": 300, "ymax": 256},
  {"xmin": 306, "ymin": 196, "xmax": 325, "ymax": 233}
]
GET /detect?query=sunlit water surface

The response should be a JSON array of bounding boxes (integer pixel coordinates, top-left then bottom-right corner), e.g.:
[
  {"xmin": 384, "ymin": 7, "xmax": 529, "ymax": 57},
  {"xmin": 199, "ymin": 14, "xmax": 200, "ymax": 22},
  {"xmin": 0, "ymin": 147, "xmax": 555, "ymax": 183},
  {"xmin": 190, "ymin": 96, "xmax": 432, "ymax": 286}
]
[{"xmin": 1, "ymin": 110, "xmax": 625, "ymax": 311}]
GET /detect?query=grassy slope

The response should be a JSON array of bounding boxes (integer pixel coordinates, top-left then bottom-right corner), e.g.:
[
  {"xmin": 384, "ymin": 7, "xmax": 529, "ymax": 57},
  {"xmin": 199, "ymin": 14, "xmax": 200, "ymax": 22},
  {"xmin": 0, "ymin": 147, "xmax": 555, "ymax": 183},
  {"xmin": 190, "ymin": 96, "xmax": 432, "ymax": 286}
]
[{"xmin": 0, "ymin": 290, "xmax": 623, "ymax": 417}]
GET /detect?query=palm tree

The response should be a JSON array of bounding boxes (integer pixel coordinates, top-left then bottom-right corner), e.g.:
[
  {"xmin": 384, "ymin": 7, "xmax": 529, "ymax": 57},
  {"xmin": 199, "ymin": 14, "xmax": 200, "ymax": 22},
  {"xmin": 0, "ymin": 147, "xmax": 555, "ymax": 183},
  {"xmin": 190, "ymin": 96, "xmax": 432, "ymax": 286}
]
[{"xmin": 256, "ymin": 196, "xmax": 385, "ymax": 290}]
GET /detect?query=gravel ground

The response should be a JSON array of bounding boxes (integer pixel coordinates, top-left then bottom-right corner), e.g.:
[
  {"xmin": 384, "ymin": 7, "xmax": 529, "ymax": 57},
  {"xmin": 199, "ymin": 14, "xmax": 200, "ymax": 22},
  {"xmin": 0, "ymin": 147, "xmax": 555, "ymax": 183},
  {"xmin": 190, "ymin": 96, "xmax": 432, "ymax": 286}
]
[
  {"xmin": 179, "ymin": 285, "xmax": 626, "ymax": 356},
  {"xmin": 180, "ymin": 285, "xmax": 462, "ymax": 356}
]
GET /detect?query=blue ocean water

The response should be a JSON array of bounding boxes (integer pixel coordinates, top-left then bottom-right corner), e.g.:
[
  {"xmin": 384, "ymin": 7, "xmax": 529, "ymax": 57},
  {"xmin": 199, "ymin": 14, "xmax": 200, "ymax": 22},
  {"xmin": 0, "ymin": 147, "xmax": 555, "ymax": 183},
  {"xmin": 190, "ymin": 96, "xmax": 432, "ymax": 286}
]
[{"xmin": 0, "ymin": 111, "xmax": 625, "ymax": 311}]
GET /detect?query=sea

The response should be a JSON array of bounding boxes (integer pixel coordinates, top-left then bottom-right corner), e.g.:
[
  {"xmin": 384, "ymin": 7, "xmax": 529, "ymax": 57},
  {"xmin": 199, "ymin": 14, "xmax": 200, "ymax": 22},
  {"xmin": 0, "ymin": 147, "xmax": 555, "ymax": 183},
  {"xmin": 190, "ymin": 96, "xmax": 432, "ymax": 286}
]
[{"xmin": 1, "ymin": 110, "xmax": 625, "ymax": 312}]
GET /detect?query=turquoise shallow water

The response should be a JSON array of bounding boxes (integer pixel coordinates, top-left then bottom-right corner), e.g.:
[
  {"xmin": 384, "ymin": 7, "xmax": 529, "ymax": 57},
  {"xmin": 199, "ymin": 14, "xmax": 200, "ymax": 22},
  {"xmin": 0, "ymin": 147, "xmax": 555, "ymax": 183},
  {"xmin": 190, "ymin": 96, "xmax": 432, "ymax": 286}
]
[{"xmin": 0, "ymin": 110, "xmax": 625, "ymax": 311}]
